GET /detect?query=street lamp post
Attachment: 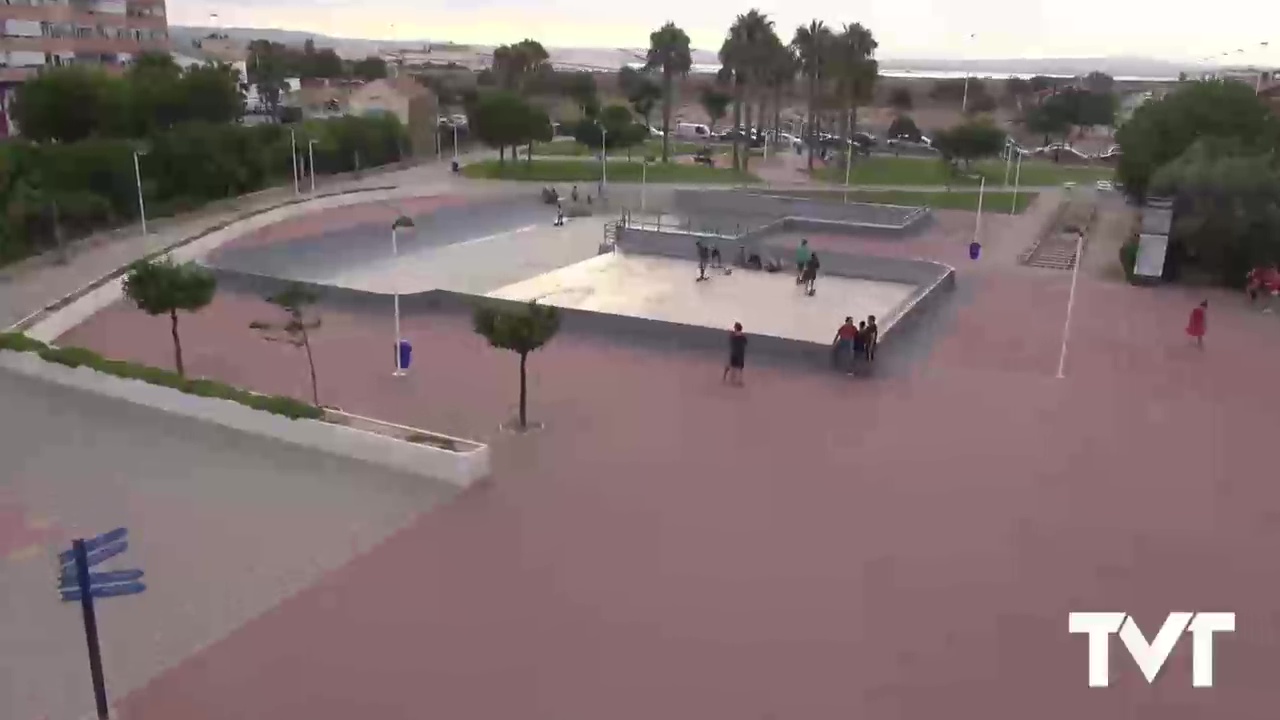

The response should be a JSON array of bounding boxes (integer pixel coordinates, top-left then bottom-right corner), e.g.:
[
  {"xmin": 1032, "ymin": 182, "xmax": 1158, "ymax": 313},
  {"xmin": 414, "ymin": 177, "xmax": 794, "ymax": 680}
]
[
  {"xmin": 641, "ymin": 158, "xmax": 647, "ymax": 213},
  {"xmin": 843, "ymin": 113, "xmax": 853, "ymax": 204},
  {"xmin": 452, "ymin": 123, "xmax": 459, "ymax": 159},
  {"xmin": 307, "ymin": 139, "xmax": 318, "ymax": 193},
  {"xmin": 390, "ymin": 214, "xmax": 415, "ymax": 376},
  {"xmin": 973, "ymin": 175, "xmax": 986, "ymax": 246},
  {"xmin": 132, "ymin": 149, "xmax": 148, "ymax": 236},
  {"xmin": 601, "ymin": 126, "xmax": 608, "ymax": 196},
  {"xmin": 1009, "ymin": 151, "xmax": 1023, "ymax": 216},
  {"xmin": 961, "ymin": 33, "xmax": 977, "ymax": 113},
  {"xmin": 289, "ymin": 128, "xmax": 300, "ymax": 195}
]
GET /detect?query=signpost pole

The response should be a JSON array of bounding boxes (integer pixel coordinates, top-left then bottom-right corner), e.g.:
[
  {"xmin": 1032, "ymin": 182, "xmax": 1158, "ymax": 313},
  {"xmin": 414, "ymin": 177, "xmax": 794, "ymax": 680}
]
[{"xmin": 74, "ymin": 539, "xmax": 110, "ymax": 720}]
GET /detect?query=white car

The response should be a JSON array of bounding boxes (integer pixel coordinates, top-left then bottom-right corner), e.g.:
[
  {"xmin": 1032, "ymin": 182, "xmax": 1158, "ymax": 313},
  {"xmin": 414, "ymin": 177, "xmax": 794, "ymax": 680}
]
[{"xmin": 1096, "ymin": 180, "xmax": 1115, "ymax": 191}]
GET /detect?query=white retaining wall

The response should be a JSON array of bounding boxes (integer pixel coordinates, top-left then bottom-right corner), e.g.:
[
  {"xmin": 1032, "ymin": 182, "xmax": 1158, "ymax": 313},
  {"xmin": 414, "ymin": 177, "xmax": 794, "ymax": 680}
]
[
  {"xmin": 0, "ymin": 350, "xmax": 491, "ymax": 488},
  {"xmin": 25, "ymin": 185, "xmax": 448, "ymax": 343}
]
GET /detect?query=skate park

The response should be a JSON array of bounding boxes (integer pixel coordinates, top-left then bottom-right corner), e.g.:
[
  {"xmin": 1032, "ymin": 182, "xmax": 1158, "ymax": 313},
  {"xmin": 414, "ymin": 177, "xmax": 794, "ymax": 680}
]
[{"xmin": 202, "ymin": 186, "xmax": 955, "ymax": 366}]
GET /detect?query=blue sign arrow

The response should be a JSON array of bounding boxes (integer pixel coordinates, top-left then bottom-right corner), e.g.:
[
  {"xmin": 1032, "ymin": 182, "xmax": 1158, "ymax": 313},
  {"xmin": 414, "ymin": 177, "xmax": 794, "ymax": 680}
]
[
  {"xmin": 60, "ymin": 540, "xmax": 128, "ymax": 571},
  {"xmin": 58, "ymin": 569, "xmax": 144, "ymax": 590},
  {"xmin": 57, "ymin": 528, "xmax": 127, "ymax": 566},
  {"xmin": 61, "ymin": 582, "xmax": 146, "ymax": 602}
]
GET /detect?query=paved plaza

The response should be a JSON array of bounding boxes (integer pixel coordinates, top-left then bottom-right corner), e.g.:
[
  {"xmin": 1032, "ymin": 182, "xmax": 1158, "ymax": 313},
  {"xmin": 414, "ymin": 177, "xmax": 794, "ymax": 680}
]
[{"xmin": 7, "ymin": 187, "xmax": 1280, "ymax": 719}]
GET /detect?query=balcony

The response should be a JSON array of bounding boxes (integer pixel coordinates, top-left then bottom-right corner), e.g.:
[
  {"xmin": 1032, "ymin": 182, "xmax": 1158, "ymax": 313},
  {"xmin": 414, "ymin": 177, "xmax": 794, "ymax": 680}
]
[
  {"xmin": 0, "ymin": 5, "xmax": 166, "ymax": 29},
  {"xmin": 0, "ymin": 34, "xmax": 168, "ymax": 54}
]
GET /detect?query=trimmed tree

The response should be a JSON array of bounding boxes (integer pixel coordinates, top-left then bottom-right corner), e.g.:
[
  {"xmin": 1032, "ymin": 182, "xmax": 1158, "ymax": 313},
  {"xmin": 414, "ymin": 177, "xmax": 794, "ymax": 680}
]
[
  {"xmin": 121, "ymin": 257, "xmax": 217, "ymax": 377},
  {"xmin": 249, "ymin": 283, "xmax": 323, "ymax": 406},
  {"xmin": 700, "ymin": 86, "xmax": 732, "ymax": 133},
  {"xmin": 473, "ymin": 300, "xmax": 561, "ymax": 430}
]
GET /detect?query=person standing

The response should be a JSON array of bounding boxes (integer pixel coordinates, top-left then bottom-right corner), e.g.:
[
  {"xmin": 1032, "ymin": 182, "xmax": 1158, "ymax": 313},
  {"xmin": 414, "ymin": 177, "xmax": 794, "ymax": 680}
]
[
  {"xmin": 723, "ymin": 322, "xmax": 747, "ymax": 385},
  {"xmin": 801, "ymin": 252, "xmax": 820, "ymax": 295},
  {"xmin": 696, "ymin": 241, "xmax": 710, "ymax": 281},
  {"xmin": 832, "ymin": 316, "xmax": 858, "ymax": 374},
  {"xmin": 1186, "ymin": 300, "xmax": 1208, "ymax": 349},
  {"xmin": 866, "ymin": 315, "xmax": 879, "ymax": 361},
  {"xmin": 795, "ymin": 239, "xmax": 811, "ymax": 283}
]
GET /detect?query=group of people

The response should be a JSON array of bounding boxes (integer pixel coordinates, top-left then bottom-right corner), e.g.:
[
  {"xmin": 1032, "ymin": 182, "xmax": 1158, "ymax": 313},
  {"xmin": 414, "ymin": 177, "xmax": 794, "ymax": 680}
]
[
  {"xmin": 831, "ymin": 315, "xmax": 879, "ymax": 375},
  {"xmin": 722, "ymin": 315, "xmax": 879, "ymax": 386},
  {"xmin": 1246, "ymin": 264, "xmax": 1280, "ymax": 312}
]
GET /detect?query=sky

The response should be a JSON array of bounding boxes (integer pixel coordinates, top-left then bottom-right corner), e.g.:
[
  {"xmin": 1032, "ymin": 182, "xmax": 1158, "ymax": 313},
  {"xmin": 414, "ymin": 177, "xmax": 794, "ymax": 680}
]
[{"xmin": 173, "ymin": 0, "xmax": 1278, "ymax": 62}]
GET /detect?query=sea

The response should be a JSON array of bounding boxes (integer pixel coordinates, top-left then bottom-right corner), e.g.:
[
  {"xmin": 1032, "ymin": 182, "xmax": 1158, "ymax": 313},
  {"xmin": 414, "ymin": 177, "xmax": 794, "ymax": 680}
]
[{"xmin": 620, "ymin": 62, "xmax": 1175, "ymax": 82}]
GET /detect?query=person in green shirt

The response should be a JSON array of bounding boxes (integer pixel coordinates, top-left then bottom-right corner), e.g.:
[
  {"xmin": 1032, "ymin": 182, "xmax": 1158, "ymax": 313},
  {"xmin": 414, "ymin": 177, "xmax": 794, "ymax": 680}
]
[{"xmin": 795, "ymin": 239, "xmax": 811, "ymax": 283}]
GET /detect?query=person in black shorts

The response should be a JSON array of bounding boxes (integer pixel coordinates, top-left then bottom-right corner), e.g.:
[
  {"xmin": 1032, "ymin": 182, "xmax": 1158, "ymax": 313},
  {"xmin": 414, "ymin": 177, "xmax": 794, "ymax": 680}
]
[
  {"xmin": 696, "ymin": 241, "xmax": 710, "ymax": 281},
  {"xmin": 801, "ymin": 253, "xmax": 820, "ymax": 295},
  {"xmin": 723, "ymin": 322, "xmax": 747, "ymax": 385},
  {"xmin": 865, "ymin": 315, "xmax": 879, "ymax": 361}
]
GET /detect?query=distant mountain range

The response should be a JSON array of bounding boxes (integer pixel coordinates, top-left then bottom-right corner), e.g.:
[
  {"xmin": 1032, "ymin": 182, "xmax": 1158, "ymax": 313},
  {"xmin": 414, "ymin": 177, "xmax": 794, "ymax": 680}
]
[{"xmin": 171, "ymin": 26, "xmax": 1213, "ymax": 80}]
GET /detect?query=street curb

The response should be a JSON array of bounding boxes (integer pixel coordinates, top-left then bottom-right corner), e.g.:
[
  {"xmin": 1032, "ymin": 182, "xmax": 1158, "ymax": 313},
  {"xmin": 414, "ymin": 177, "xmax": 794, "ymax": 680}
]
[{"xmin": 0, "ymin": 349, "xmax": 490, "ymax": 487}]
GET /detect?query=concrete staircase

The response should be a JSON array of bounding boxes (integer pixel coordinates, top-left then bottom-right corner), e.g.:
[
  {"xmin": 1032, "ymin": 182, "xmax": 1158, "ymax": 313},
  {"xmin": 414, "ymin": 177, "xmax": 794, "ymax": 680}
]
[{"xmin": 1020, "ymin": 191, "xmax": 1095, "ymax": 270}]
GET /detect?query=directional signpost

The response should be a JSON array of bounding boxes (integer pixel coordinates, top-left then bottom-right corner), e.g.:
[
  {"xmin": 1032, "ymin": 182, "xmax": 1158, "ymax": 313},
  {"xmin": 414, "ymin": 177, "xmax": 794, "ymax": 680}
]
[{"xmin": 57, "ymin": 528, "xmax": 145, "ymax": 720}]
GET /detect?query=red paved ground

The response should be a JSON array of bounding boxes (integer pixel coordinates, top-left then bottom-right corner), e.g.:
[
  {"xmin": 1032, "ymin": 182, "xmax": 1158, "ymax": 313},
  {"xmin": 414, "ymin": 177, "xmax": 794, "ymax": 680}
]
[{"xmin": 55, "ymin": 202, "xmax": 1280, "ymax": 719}]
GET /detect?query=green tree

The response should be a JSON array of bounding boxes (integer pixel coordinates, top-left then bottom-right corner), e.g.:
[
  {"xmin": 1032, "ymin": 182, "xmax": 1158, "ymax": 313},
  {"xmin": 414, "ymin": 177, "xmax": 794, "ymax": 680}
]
[
  {"xmin": 624, "ymin": 72, "xmax": 662, "ymax": 132},
  {"xmin": 887, "ymin": 115, "xmax": 921, "ymax": 141},
  {"xmin": 1151, "ymin": 140, "xmax": 1280, "ymax": 283},
  {"xmin": 1116, "ymin": 80, "xmax": 1280, "ymax": 199},
  {"xmin": 645, "ymin": 22, "xmax": 693, "ymax": 163},
  {"xmin": 1083, "ymin": 71, "xmax": 1115, "ymax": 95},
  {"xmin": 179, "ymin": 63, "xmax": 245, "ymax": 126},
  {"xmin": 719, "ymin": 9, "xmax": 775, "ymax": 172},
  {"xmin": 572, "ymin": 105, "xmax": 645, "ymax": 157},
  {"xmin": 492, "ymin": 39, "xmax": 550, "ymax": 93},
  {"xmin": 523, "ymin": 103, "xmax": 553, "ymax": 166},
  {"xmin": 473, "ymin": 301, "xmax": 561, "ymax": 430},
  {"xmin": 791, "ymin": 20, "xmax": 834, "ymax": 171},
  {"xmin": 10, "ymin": 66, "xmax": 124, "ymax": 142},
  {"xmin": 469, "ymin": 92, "xmax": 535, "ymax": 164},
  {"xmin": 563, "ymin": 71, "xmax": 600, "ymax": 117},
  {"xmin": 889, "ymin": 86, "xmax": 913, "ymax": 111},
  {"xmin": 121, "ymin": 258, "xmax": 217, "ymax": 377},
  {"xmin": 832, "ymin": 23, "xmax": 878, "ymax": 161},
  {"xmin": 352, "ymin": 56, "xmax": 388, "ymax": 81},
  {"xmin": 250, "ymin": 283, "xmax": 323, "ymax": 406},
  {"xmin": 1004, "ymin": 76, "xmax": 1031, "ymax": 106},
  {"xmin": 700, "ymin": 85, "xmax": 732, "ymax": 132},
  {"xmin": 933, "ymin": 119, "xmax": 1006, "ymax": 170}
]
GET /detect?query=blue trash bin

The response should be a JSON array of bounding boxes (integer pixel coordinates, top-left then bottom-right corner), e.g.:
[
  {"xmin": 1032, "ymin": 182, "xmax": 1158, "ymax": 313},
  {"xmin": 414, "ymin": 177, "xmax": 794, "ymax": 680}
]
[
  {"xmin": 396, "ymin": 339, "xmax": 413, "ymax": 371},
  {"xmin": 969, "ymin": 241, "xmax": 981, "ymax": 260}
]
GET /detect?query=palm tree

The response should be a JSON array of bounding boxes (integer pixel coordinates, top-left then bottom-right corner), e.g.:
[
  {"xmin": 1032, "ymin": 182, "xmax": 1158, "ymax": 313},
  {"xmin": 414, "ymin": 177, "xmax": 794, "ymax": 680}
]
[
  {"xmin": 719, "ymin": 9, "xmax": 775, "ymax": 172},
  {"xmin": 764, "ymin": 36, "xmax": 797, "ymax": 151},
  {"xmin": 791, "ymin": 20, "xmax": 834, "ymax": 171},
  {"xmin": 833, "ymin": 22, "xmax": 879, "ymax": 160},
  {"xmin": 644, "ymin": 22, "xmax": 692, "ymax": 163}
]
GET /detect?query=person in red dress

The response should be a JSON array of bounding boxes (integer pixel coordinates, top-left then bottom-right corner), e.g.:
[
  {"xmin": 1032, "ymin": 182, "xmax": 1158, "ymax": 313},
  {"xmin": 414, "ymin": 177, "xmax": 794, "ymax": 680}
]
[{"xmin": 1186, "ymin": 300, "xmax": 1208, "ymax": 349}]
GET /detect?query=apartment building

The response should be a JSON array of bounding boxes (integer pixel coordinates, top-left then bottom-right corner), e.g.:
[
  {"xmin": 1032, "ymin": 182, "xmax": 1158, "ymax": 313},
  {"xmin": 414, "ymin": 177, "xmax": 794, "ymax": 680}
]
[{"xmin": 1, "ymin": 0, "xmax": 170, "ymax": 82}]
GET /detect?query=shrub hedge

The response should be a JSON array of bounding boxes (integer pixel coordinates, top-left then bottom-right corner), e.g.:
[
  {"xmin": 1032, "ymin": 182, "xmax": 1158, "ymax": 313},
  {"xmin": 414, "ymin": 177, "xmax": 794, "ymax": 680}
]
[
  {"xmin": 0, "ymin": 114, "xmax": 407, "ymax": 266},
  {"xmin": 0, "ymin": 332, "xmax": 322, "ymax": 420}
]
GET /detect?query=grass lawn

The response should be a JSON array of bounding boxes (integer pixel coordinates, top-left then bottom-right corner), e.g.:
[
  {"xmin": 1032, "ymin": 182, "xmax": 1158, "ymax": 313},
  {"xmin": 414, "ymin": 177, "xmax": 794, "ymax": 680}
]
[
  {"xmin": 811, "ymin": 155, "xmax": 1113, "ymax": 187},
  {"xmin": 460, "ymin": 158, "xmax": 758, "ymax": 184},
  {"xmin": 840, "ymin": 189, "xmax": 1039, "ymax": 214}
]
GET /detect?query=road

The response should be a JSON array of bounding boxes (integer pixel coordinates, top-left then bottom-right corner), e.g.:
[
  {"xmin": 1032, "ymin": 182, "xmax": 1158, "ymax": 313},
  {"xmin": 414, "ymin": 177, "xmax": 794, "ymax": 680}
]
[{"xmin": 0, "ymin": 367, "xmax": 453, "ymax": 720}]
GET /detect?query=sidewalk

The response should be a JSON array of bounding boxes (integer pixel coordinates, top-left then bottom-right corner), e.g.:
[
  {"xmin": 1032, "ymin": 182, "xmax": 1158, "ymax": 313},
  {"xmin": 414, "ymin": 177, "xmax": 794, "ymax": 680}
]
[{"xmin": 0, "ymin": 162, "xmax": 451, "ymax": 329}]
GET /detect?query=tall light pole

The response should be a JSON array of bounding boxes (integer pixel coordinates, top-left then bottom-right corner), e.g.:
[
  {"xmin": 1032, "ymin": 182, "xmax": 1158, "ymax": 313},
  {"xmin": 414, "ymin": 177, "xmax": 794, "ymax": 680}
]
[
  {"xmin": 289, "ymin": 127, "xmax": 300, "ymax": 195},
  {"xmin": 1003, "ymin": 138, "xmax": 1014, "ymax": 187},
  {"xmin": 843, "ymin": 113, "xmax": 853, "ymax": 204},
  {"xmin": 390, "ymin": 214, "xmax": 415, "ymax": 376},
  {"xmin": 1009, "ymin": 151, "xmax": 1023, "ymax": 216},
  {"xmin": 973, "ymin": 175, "xmax": 985, "ymax": 245},
  {"xmin": 600, "ymin": 125, "xmax": 608, "ymax": 196},
  {"xmin": 641, "ymin": 157, "xmax": 647, "ymax": 213},
  {"xmin": 452, "ymin": 123, "xmax": 459, "ymax": 159},
  {"xmin": 132, "ymin": 148, "xmax": 148, "ymax": 236},
  {"xmin": 961, "ymin": 33, "xmax": 977, "ymax": 113},
  {"xmin": 307, "ymin": 139, "xmax": 317, "ymax": 193}
]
